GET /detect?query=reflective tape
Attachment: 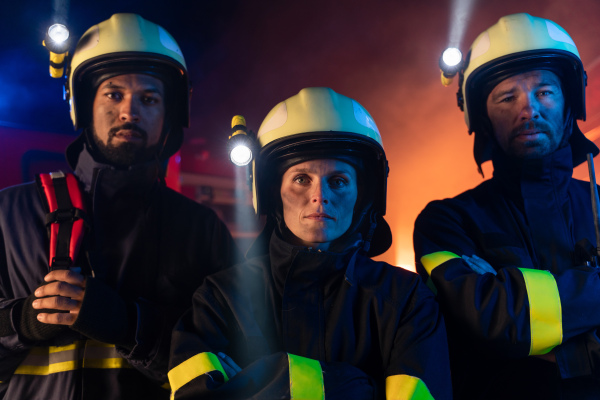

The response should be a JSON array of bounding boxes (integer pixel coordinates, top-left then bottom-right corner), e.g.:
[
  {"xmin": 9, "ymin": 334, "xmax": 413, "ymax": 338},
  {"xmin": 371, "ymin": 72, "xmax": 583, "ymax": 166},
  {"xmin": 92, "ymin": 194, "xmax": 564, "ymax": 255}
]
[
  {"xmin": 519, "ymin": 268, "xmax": 563, "ymax": 355},
  {"xmin": 288, "ymin": 354, "xmax": 324, "ymax": 400},
  {"xmin": 386, "ymin": 374, "xmax": 434, "ymax": 400},
  {"xmin": 420, "ymin": 251, "xmax": 459, "ymax": 276},
  {"xmin": 14, "ymin": 340, "xmax": 131, "ymax": 376},
  {"xmin": 168, "ymin": 352, "xmax": 227, "ymax": 399}
]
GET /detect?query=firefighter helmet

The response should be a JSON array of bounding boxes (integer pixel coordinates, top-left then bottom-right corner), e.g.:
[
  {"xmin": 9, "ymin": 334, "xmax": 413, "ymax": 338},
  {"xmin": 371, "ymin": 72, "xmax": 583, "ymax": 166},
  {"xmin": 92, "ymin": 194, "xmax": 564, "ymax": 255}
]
[
  {"xmin": 66, "ymin": 13, "xmax": 190, "ymax": 159},
  {"xmin": 253, "ymin": 87, "xmax": 391, "ymax": 255},
  {"xmin": 458, "ymin": 13, "xmax": 586, "ymax": 167}
]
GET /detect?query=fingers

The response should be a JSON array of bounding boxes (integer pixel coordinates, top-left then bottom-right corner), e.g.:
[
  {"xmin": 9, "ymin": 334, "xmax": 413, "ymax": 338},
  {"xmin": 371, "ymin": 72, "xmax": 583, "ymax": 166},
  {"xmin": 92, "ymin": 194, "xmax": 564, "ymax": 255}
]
[
  {"xmin": 217, "ymin": 352, "xmax": 242, "ymax": 373},
  {"xmin": 43, "ymin": 269, "xmax": 86, "ymax": 288},
  {"xmin": 35, "ymin": 280, "xmax": 85, "ymax": 301},
  {"xmin": 33, "ymin": 295, "xmax": 81, "ymax": 311},
  {"xmin": 36, "ymin": 310, "xmax": 79, "ymax": 325},
  {"xmin": 32, "ymin": 268, "xmax": 86, "ymax": 326}
]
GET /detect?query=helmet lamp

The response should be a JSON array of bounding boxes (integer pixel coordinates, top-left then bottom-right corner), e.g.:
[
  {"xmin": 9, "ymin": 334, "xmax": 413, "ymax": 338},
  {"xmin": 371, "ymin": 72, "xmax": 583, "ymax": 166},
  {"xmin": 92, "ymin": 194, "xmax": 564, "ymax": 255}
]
[
  {"xmin": 227, "ymin": 115, "xmax": 256, "ymax": 166},
  {"xmin": 48, "ymin": 24, "xmax": 69, "ymax": 45},
  {"xmin": 43, "ymin": 23, "xmax": 71, "ymax": 78}
]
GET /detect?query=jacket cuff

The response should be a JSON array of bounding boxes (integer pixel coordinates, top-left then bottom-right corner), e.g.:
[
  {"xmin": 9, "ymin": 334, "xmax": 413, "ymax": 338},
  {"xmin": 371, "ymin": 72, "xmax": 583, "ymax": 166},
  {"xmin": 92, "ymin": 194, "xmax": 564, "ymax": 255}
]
[
  {"xmin": 117, "ymin": 298, "xmax": 162, "ymax": 359},
  {"xmin": 556, "ymin": 332, "xmax": 600, "ymax": 379},
  {"xmin": 70, "ymin": 278, "xmax": 135, "ymax": 347}
]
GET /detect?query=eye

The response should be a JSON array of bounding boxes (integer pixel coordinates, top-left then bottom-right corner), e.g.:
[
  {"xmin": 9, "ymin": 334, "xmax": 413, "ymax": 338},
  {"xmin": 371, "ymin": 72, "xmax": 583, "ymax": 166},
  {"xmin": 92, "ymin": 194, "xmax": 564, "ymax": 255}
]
[
  {"xmin": 499, "ymin": 95, "xmax": 515, "ymax": 103},
  {"xmin": 142, "ymin": 95, "xmax": 161, "ymax": 105},
  {"xmin": 329, "ymin": 176, "xmax": 348, "ymax": 188},
  {"xmin": 537, "ymin": 90, "xmax": 553, "ymax": 97},
  {"xmin": 105, "ymin": 92, "xmax": 123, "ymax": 101},
  {"xmin": 293, "ymin": 175, "xmax": 310, "ymax": 185}
]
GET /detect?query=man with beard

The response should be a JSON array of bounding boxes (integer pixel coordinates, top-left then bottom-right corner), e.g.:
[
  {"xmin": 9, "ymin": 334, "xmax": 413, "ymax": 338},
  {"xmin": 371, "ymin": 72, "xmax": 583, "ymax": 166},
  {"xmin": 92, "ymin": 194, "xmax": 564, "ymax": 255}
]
[
  {"xmin": 414, "ymin": 13, "xmax": 600, "ymax": 399},
  {"xmin": 0, "ymin": 13, "xmax": 241, "ymax": 400}
]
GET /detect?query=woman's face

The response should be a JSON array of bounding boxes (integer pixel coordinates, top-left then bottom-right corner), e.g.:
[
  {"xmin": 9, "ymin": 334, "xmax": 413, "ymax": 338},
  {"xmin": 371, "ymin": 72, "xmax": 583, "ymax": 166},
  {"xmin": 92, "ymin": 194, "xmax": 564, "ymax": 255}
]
[{"xmin": 280, "ymin": 159, "xmax": 358, "ymax": 250}]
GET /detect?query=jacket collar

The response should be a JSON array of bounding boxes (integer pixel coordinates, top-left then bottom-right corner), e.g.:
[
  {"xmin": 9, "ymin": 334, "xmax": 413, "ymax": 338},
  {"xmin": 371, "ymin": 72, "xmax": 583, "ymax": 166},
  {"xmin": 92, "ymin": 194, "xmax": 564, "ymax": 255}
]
[
  {"xmin": 268, "ymin": 228, "xmax": 360, "ymax": 297},
  {"xmin": 73, "ymin": 143, "xmax": 161, "ymax": 200},
  {"xmin": 492, "ymin": 144, "xmax": 574, "ymax": 200}
]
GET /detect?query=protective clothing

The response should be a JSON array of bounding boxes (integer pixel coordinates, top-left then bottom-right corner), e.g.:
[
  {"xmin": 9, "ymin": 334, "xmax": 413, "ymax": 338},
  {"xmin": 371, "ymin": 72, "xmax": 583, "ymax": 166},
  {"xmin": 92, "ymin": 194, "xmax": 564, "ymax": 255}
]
[
  {"xmin": 168, "ymin": 87, "xmax": 452, "ymax": 399},
  {"xmin": 455, "ymin": 13, "xmax": 594, "ymax": 170},
  {"xmin": 0, "ymin": 144, "xmax": 241, "ymax": 399},
  {"xmin": 252, "ymin": 87, "xmax": 391, "ymax": 256},
  {"xmin": 67, "ymin": 13, "xmax": 190, "ymax": 160},
  {"xmin": 169, "ymin": 229, "xmax": 452, "ymax": 399},
  {"xmin": 414, "ymin": 145, "xmax": 600, "ymax": 399}
]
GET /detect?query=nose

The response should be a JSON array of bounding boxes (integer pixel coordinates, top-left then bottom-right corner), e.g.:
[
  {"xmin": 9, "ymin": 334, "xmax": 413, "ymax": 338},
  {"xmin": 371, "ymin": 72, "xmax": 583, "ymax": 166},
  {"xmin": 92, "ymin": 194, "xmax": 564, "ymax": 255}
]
[
  {"xmin": 520, "ymin": 93, "xmax": 540, "ymax": 121},
  {"xmin": 311, "ymin": 180, "xmax": 329, "ymax": 205},
  {"xmin": 119, "ymin": 96, "xmax": 140, "ymax": 123}
]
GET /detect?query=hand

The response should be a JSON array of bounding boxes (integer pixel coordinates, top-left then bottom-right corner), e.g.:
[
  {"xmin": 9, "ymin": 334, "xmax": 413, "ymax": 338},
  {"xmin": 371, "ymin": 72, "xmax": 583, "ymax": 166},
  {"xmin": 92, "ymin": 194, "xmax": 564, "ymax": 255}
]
[
  {"xmin": 462, "ymin": 254, "xmax": 497, "ymax": 275},
  {"xmin": 217, "ymin": 352, "xmax": 242, "ymax": 379},
  {"xmin": 32, "ymin": 268, "xmax": 86, "ymax": 325}
]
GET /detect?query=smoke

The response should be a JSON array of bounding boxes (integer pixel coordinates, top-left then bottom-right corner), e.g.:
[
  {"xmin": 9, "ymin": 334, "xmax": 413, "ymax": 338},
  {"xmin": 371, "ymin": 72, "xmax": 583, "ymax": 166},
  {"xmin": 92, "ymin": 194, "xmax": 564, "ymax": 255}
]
[
  {"xmin": 52, "ymin": 0, "xmax": 70, "ymax": 24},
  {"xmin": 448, "ymin": 0, "xmax": 477, "ymax": 48}
]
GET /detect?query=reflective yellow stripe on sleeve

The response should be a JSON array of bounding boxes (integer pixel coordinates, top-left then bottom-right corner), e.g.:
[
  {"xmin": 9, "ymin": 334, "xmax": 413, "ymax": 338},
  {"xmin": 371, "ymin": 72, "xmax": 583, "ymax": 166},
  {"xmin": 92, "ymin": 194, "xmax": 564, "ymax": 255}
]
[
  {"xmin": 386, "ymin": 375, "xmax": 434, "ymax": 400},
  {"xmin": 420, "ymin": 251, "xmax": 460, "ymax": 276},
  {"xmin": 288, "ymin": 353, "xmax": 324, "ymax": 400},
  {"xmin": 14, "ymin": 340, "xmax": 131, "ymax": 375},
  {"xmin": 519, "ymin": 268, "xmax": 563, "ymax": 355},
  {"xmin": 168, "ymin": 352, "xmax": 228, "ymax": 399}
]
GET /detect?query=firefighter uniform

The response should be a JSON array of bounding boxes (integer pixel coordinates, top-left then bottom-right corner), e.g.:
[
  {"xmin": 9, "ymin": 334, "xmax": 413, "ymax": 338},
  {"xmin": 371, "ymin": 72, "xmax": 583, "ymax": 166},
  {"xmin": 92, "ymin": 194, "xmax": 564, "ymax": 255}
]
[
  {"xmin": 0, "ymin": 13, "xmax": 241, "ymax": 399},
  {"xmin": 414, "ymin": 146, "xmax": 600, "ymax": 399},
  {"xmin": 414, "ymin": 13, "xmax": 600, "ymax": 399},
  {"xmin": 0, "ymin": 144, "xmax": 240, "ymax": 399},
  {"xmin": 169, "ymin": 87, "xmax": 452, "ymax": 399},
  {"xmin": 169, "ymin": 229, "xmax": 451, "ymax": 399}
]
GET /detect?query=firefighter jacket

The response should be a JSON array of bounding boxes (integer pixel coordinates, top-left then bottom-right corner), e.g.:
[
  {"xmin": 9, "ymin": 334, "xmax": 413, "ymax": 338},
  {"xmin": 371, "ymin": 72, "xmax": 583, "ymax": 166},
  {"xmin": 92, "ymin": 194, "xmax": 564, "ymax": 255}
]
[
  {"xmin": 168, "ymin": 227, "xmax": 452, "ymax": 400},
  {"xmin": 0, "ymin": 144, "xmax": 242, "ymax": 400},
  {"xmin": 414, "ymin": 144, "xmax": 600, "ymax": 399}
]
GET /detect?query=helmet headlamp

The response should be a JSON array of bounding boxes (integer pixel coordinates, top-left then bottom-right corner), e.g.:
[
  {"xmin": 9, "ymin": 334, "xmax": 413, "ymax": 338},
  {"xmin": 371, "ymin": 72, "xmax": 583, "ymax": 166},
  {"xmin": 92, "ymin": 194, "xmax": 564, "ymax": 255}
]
[
  {"xmin": 43, "ymin": 23, "xmax": 71, "ymax": 78},
  {"xmin": 439, "ymin": 47, "xmax": 463, "ymax": 86},
  {"xmin": 227, "ymin": 115, "xmax": 256, "ymax": 166}
]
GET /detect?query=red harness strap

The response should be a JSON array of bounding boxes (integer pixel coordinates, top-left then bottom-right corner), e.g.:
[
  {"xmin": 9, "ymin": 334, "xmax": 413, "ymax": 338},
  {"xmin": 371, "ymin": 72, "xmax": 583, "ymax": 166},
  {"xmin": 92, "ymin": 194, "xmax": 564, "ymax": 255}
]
[{"xmin": 37, "ymin": 171, "xmax": 88, "ymax": 271}]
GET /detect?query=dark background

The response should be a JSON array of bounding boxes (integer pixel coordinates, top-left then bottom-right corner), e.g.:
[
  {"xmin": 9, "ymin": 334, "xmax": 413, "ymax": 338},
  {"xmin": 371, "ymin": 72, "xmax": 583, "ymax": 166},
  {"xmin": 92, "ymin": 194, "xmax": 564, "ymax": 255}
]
[{"xmin": 2, "ymin": 0, "xmax": 600, "ymax": 267}]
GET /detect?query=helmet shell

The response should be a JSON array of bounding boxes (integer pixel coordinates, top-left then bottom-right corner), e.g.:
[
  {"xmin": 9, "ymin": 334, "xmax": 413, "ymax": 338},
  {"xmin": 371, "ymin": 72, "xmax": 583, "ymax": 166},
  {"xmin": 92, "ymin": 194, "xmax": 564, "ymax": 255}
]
[
  {"xmin": 253, "ymin": 87, "xmax": 388, "ymax": 218},
  {"xmin": 67, "ymin": 13, "xmax": 190, "ymax": 131},
  {"xmin": 459, "ymin": 13, "xmax": 586, "ymax": 143}
]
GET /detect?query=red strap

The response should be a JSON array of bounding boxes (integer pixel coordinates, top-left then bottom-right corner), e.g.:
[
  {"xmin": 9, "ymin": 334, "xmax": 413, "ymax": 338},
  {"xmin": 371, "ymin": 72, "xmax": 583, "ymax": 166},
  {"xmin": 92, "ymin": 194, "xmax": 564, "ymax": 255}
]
[{"xmin": 39, "ymin": 172, "xmax": 87, "ymax": 269}]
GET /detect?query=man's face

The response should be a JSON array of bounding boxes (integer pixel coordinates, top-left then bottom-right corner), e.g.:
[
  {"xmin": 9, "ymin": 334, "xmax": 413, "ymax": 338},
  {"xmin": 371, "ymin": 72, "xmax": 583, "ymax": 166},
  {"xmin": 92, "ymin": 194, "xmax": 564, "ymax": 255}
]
[
  {"xmin": 92, "ymin": 73, "xmax": 165, "ymax": 166},
  {"xmin": 280, "ymin": 159, "xmax": 357, "ymax": 251},
  {"xmin": 486, "ymin": 70, "xmax": 565, "ymax": 159}
]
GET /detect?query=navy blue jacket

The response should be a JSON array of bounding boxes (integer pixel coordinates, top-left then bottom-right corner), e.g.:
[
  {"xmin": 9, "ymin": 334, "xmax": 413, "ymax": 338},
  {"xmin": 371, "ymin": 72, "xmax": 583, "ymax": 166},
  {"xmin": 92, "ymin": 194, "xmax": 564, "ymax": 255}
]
[
  {"xmin": 414, "ymin": 145, "xmax": 600, "ymax": 399},
  {"xmin": 0, "ymin": 145, "xmax": 241, "ymax": 399},
  {"xmin": 168, "ymin": 228, "xmax": 452, "ymax": 400}
]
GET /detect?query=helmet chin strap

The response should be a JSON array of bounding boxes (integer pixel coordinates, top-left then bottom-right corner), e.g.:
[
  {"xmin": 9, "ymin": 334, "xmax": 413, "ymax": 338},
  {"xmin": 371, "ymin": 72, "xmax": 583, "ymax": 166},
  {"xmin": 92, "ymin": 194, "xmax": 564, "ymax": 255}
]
[{"xmin": 360, "ymin": 209, "xmax": 378, "ymax": 255}]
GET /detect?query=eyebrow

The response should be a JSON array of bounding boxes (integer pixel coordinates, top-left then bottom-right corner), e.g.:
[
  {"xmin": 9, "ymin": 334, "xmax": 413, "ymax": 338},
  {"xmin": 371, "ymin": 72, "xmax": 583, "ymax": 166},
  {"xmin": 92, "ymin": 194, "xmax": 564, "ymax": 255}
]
[
  {"xmin": 288, "ymin": 168, "xmax": 353, "ymax": 175},
  {"xmin": 99, "ymin": 82, "xmax": 163, "ymax": 94},
  {"xmin": 491, "ymin": 79, "xmax": 561, "ymax": 101}
]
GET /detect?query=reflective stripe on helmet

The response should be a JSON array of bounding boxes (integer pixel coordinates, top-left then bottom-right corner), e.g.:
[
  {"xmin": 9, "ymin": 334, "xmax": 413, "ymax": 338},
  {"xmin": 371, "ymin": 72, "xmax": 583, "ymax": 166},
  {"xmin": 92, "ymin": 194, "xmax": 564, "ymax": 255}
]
[
  {"xmin": 288, "ymin": 353, "xmax": 324, "ymax": 400},
  {"xmin": 386, "ymin": 374, "xmax": 434, "ymax": 400},
  {"xmin": 518, "ymin": 268, "xmax": 563, "ymax": 355}
]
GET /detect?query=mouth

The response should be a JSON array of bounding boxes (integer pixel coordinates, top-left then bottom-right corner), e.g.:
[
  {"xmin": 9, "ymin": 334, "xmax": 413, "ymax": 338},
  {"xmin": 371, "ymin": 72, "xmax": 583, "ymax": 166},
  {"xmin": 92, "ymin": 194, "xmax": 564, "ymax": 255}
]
[
  {"xmin": 305, "ymin": 213, "xmax": 335, "ymax": 221},
  {"xmin": 512, "ymin": 129, "xmax": 546, "ymax": 141},
  {"xmin": 112, "ymin": 129, "xmax": 144, "ymax": 142}
]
